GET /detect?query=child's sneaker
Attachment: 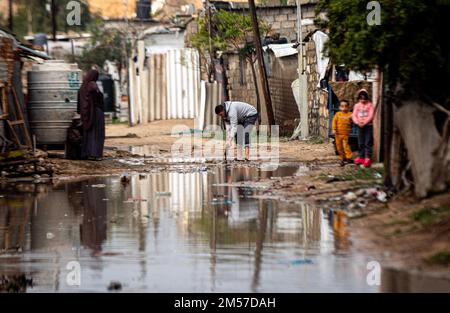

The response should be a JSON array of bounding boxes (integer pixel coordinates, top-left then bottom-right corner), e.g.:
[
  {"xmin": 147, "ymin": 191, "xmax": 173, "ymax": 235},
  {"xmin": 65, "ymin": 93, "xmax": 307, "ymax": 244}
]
[
  {"xmin": 354, "ymin": 157, "xmax": 364, "ymax": 165},
  {"xmin": 363, "ymin": 158, "xmax": 372, "ymax": 168}
]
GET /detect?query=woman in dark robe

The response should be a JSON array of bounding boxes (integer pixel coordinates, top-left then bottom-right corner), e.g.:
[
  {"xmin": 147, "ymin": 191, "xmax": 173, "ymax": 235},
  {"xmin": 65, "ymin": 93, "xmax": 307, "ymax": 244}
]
[{"xmin": 77, "ymin": 69, "xmax": 105, "ymax": 160}]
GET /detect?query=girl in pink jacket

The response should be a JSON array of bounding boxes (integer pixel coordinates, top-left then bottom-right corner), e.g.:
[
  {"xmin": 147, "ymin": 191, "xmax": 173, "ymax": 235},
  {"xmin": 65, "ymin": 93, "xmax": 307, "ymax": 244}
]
[{"xmin": 352, "ymin": 89, "xmax": 374, "ymax": 168}]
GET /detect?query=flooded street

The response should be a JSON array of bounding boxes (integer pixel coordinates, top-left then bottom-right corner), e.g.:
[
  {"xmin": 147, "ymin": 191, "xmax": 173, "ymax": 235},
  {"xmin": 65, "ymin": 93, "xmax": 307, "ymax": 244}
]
[{"xmin": 0, "ymin": 165, "xmax": 378, "ymax": 292}]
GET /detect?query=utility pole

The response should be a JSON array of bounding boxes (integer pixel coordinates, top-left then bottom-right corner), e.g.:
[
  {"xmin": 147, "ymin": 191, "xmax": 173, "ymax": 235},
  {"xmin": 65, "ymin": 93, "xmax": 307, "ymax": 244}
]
[
  {"xmin": 206, "ymin": 0, "xmax": 214, "ymax": 82},
  {"xmin": 296, "ymin": 0, "xmax": 309, "ymax": 139},
  {"xmin": 8, "ymin": 0, "xmax": 13, "ymax": 31},
  {"xmin": 248, "ymin": 0, "xmax": 275, "ymax": 126},
  {"xmin": 51, "ymin": 0, "xmax": 57, "ymax": 41}
]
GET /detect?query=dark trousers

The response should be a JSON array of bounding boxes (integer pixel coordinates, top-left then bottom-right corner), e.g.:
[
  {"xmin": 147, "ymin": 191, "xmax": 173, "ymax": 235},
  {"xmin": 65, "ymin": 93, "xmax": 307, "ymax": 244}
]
[
  {"xmin": 236, "ymin": 114, "xmax": 258, "ymax": 147},
  {"xmin": 357, "ymin": 124, "xmax": 373, "ymax": 159}
]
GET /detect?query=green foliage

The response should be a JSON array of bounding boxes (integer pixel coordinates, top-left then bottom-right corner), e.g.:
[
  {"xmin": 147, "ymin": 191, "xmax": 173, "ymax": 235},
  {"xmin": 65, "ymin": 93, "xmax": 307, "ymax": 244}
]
[
  {"xmin": 71, "ymin": 20, "xmax": 131, "ymax": 72},
  {"xmin": 427, "ymin": 251, "xmax": 450, "ymax": 266},
  {"xmin": 410, "ymin": 204, "xmax": 450, "ymax": 226},
  {"xmin": 189, "ymin": 10, "xmax": 269, "ymax": 55},
  {"xmin": 1, "ymin": 0, "xmax": 91, "ymax": 41},
  {"xmin": 316, "ymin": 0, "xmax": 449, "ymax": 97}
]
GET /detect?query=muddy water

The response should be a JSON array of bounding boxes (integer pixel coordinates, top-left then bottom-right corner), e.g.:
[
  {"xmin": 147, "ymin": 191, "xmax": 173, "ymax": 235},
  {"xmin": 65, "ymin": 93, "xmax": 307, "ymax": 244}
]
[{"xmin": 0, "ymin": 165, "xmax": 378, "ymax": 292}]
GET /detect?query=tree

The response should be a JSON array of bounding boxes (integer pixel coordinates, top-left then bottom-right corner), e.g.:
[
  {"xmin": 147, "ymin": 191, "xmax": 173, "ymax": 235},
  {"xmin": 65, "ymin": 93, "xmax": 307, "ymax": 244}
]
[
  {"xmin": 0, "ymin": 0, "xmax": 91, "ymax": 40},
  {"xmin": 71, "ymin": 19, "xmax": 131, "ymax": 75},
  {"xmin": 189, "ymin": 9, "xmax": 269, "ymax": 118},
  {"xmin": 316, "ymin": 0, "xmax": 450, "ymax": 198}
]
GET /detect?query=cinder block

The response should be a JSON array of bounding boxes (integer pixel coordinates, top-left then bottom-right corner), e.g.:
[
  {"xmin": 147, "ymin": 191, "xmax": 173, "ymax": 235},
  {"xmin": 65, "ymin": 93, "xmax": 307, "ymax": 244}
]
[
  {"xmin": 271, "ymin": 21, "xmax": 281, "ymax": 30},
  {"xmin": 288, "ymin": 14, "xmax": 298, "ymax": 21},
  {"xmin": 264, "ymin": 15, "xmax": 275, "ymax": 22},
  {"xmin": 282, "ymin": 21, "xmax": 296, "ymax": 29},
  {"xmin": 275, "ymin": 14, "xmax": 288, "ymax": 22}
]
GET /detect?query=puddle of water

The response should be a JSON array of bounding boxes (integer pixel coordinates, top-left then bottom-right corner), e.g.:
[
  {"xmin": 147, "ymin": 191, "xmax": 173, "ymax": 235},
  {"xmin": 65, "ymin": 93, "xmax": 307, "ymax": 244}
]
[{"xmin": 0, "ymin": 166, "xmax": 379, "ymax": 292}]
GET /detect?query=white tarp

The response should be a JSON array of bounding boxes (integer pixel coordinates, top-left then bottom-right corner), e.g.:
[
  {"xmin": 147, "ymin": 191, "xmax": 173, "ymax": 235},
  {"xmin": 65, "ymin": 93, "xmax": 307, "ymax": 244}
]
[
  {"xmin": 312, "ymin": 31, "xmax": 330, "ymax": 87},
  {"xmin": 349, "ymin": 70, "xmax": 377, "ymax": 82},
  {"xmin": 264, "ymin": 43, "xmax": 298, "ymax": 58}
]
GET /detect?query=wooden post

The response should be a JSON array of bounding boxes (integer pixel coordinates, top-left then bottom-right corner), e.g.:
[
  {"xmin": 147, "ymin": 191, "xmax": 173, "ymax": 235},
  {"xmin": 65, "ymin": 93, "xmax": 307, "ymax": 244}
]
[
  {"xmin": 248, "ymin": 0, "xmax": 275, "ymax": 126},
  {"xmin": 206, "ymin": 0, "xmax": 215, "ymax": 83},
  {"xmin": 51, "ymin": 0, "xmax": 57, "ymax": 41}
]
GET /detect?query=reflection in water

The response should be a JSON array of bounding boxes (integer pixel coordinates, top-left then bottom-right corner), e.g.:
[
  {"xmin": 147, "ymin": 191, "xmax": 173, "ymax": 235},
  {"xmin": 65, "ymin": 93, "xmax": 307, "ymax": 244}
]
[
  {"xmin": 0, "ymin": 166, "xmax": 379, "ymax": 292},
  {"xmin": 80, "ymin": 182, "xmax": 107, "ymax": 253},
  {"xmin": 381, "ymin": 268, "xmax": 450, "ymax": 293},
  {"xmin": 328, "ymin": 210, "xmax": 350, "ymax": 251}
]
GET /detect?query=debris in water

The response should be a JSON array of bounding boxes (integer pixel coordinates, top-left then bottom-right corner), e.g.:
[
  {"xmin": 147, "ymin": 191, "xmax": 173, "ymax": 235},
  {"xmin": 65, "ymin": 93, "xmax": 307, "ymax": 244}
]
[
  {"xmin": 211, "ymin": 199, "xmax": 234, "ymax": 205},
  {"xmin": 107, "ymin": 281, "xmax": 122, "ymax": 291},
  {"xmin": 91, "ymin": 184, "xmax": 106, "ymax": 188},
  {"xmin": 365, "ymin": 188, "xmax": 378, "ymax": 197},
  {"xmin": 156, "ymin": 191, "xmax": 171, "ymax": 197},
  {"xmin": 290, "ymin": 259, "xmax": 313, "ymax": 265}
]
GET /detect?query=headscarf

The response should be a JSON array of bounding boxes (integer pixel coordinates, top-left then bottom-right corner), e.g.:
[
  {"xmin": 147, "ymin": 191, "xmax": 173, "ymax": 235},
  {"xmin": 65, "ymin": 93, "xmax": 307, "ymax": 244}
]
[
  {"xmin": 357, "ymin": 89, "xmax": 370, "ymax": 101},
  {"xmin": 78, "ymin": 69, "xmax": 100, "ymax": 130}
]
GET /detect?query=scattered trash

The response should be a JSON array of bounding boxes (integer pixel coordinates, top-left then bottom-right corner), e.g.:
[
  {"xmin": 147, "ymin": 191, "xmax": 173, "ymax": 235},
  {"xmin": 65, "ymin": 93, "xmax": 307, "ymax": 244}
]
[
  {"xmin": 102, "ymin": 198, "xmax": 109, "ymax": 201},
  {"xmin": 357, "ymin": 200, "xmax": 368, "ymax": 209},
  {"xmin": 365, "ymin": 188, "xmax": 378, "ymax": 196},
  {"xmin": 306, "ymin": 185, "xmax": 316, "ymax": 191},
  {"xmin": 374, "ymin": 173, "xmax": 383, "ymax": 179},
  {"xmin": 91, "ymin": 184, "xmax": 106, "ymax": 188},
  {"xmin": 118, "ymin": 158, "xmax": 145, "ymax": 166},
  {"xmin": 107, "ymin": 281, "xmax": 122, "ymax": 291},
  {"xmin": 290, "ymin": 259, "xmax": 313, "ymax": 265},
  {"xmin": 343, "ymin": 192, "xmax": 357, "ymax": 201},
  {"xmin": 326, "ymin": 175, "xmax": 340, "ymax": 183},
  {"xmin": 376, "ymin": 191, "xmax": 388, "ymax": 203},
  {"xmin": 46, "ymin": 232, "xmax": 55, "ymax": 240}
]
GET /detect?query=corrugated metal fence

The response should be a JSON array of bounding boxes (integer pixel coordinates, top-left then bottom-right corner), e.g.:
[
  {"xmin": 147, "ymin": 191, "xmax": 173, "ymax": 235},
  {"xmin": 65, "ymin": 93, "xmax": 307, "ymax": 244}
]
[
  {"xmin": 129, "ymin": 42, "xmax": 222, "ymax": 130},
  {"xmin": 129, "ymin": 45, "xmax": 202, "ymax": 125}
]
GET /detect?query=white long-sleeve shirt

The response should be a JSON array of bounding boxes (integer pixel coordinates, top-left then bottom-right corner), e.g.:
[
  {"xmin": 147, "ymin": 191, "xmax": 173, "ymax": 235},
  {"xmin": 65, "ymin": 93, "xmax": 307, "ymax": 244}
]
[{"xmin": 224, "ymin": 101, "xmax": 258, "ymax": 138}]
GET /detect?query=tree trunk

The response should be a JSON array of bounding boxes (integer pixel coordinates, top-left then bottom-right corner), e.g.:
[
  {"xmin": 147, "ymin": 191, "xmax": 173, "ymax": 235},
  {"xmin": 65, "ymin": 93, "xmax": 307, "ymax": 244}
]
[
  {"xmin": 248, "ymin": 55, "xmax": 261, "ymax": 127},
  {"xmin": 392, "ymin": 99, "xmax": 450, "ymax": 198}
]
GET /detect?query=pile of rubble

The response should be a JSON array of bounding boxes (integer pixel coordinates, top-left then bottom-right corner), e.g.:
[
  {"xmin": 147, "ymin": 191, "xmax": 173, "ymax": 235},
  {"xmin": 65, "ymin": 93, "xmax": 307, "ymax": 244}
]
[{"xmin": 0, "ymin": 149, "xmax": 54, "ymax": 181}]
